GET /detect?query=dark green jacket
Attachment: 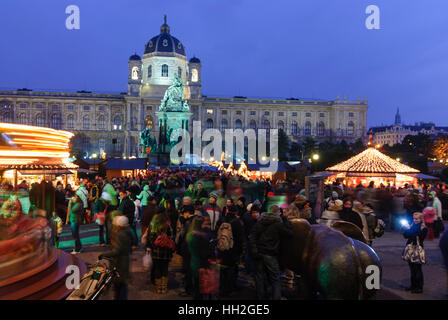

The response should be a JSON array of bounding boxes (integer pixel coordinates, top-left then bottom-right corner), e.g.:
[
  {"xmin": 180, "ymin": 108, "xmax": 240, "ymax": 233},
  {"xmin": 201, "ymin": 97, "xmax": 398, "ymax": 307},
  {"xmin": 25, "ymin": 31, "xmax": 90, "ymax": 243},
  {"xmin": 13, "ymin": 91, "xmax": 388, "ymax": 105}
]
[
  {"xmin": 102, "ymin": 226, "xmax": 132, "ymax": 283},
  {"xmin": 69, "ymin": 201, "xmax": 83, "ymax": 224}
]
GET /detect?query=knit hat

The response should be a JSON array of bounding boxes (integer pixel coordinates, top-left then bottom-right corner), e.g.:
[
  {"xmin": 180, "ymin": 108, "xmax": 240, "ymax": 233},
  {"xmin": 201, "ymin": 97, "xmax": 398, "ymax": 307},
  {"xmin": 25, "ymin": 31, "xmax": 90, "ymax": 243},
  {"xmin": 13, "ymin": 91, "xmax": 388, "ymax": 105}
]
[
  {"xmin": 113, "ymin": 215, "xmax": 129, "ymax": 227},
  {"xmin": 210, "ymin": 193, "xmax": 218, "ymax": 200}
]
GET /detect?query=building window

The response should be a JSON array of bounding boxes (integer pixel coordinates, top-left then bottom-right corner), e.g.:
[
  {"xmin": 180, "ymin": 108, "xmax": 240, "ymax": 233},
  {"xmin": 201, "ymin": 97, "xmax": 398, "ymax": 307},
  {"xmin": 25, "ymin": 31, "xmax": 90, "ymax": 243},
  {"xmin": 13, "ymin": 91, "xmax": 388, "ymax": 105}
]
[
  {"xmin": 236, "ymin": 111, "xmax": 242, "ymax": 115},
  {"xmin": 161, "ymin": 64, "xmax": 168, "ymax": 77},
  {"xmin": 235, "ymin": 119, "xmax": 243, "ymax": 129},
  {"xmin": 132, "ymin": 67, "xmax": 139, "ymax": 80},
  {"xmin": 249, "ymin": 120, "xmax": 257, "ymax": 130},
  {"xmin": 191, "ymin": 69, "xmax": 198, "ymax": 82},
  {"xmin": 292, "ymin": 112, "xmax": 297, "ymax": 116},
  {"xmin": 305, "ymin": 122, "xmax": 311, "ymax": 136},
  {"xmin": 36, "ymin": 114, "xmax": 45, "ymax": 127},
  {"xmin": 68, "ymin": 105, "xmax": 74, "ymax": 110},
  {"xmin": 98, "ymin": 116, "xmax": 105, "ymax": 130},
  {"xmin": 82, "ymin": 137, "xmax": 90, "ymax": 151},
  {"xmin": 317, "ymin": 121, "xmax": 325, "ymax": 136},
  {"xmin": 206, "ymin": 119, "xmax": 213, "ymax": 129},
  {"xmin": 178, "ymin": 67, "xmax": 182, "ymax": 78},
  {"xmin": 206, "ymin": 109, "xmax": 213, "ymax": 115},
  {"xmin": 99, "ymin": 106, "xmax": 105, "ymax": 111},
  {"xmin": 278, "ymin": 121, "xmax": 284, "ymax": 131},
  {"xmin": 67, "ymin": 115, "xmax": 74, "ymax": 129},
  {"xmin": 222, "ymin": 110, "xmax": 227, "ymax": 115},
  {"xmin": 306, "ymin": 113, "xmax": 311, "ymax": 117},
  {"xmin": 349, "ymin": 112, "xmax": 354, "ymax": 117},
  {"xmin": 84, "ymin": 105, "xmax": 90, "ymax": 111},
  {"xmin": 147, "ymin": 65, "xmax": 152, "ymax": 79},
  {"xmin": 291, "ymin": 121, "xmax": 298, "ymax": 136},
  {"xmin": 114, "ymin": 138, "xmax": 121, "ymax": 152},
  {"xmin": 250, "ymin": 111, "xmax": 256, "ymax": 116},
  {"xmin": 99, "ymin": 138, "xmax": 106, "ymax": 152},
  {"xmin": 20, "ymin": 104, "xmax": 27, "ymax": 109},
  {"xmin": 146, "ymin": 106, "xmax": 152, "ymax": 111},
  {"xmin": 51, "ymin": 114, "xmax": 61, "ymax": 129},
  {"xmin": 348, "ymin": 121, "xmax": 355, "ymax": 135},
  {"xmin": 113, "ymin": 116, "xmax": 122, "ymax": 130},
  {"xmin": 18, "ymin": 113, "xmax": 27, "ymax": 125},
  {"xmin": 83, "ymin": 116, "xmax": 90, "ymax": 130},
  {"xmin": 320, "ymin": 113, "xmax": 325, "ymax": 117},
  {"xmin": 264, "ymin": 111, "xmax": 270, "ymax": 116},
  {"xmin": 36, "ymin": 104, "xmax": 43, "ymax": 109},
  {"xmin": 221, "ymin": 119, "xmax": 228, "ymax": 130},
  {"xmin": 263, "ymin": 119, "xmax": 270, "ymax": 129},
  {"xmin": 278, "ymin": 112, "xmax": 284, "ymax": 116},
  {"xmin": 52, "ymin": 104, "xmax": 59, "ymax": 110}
]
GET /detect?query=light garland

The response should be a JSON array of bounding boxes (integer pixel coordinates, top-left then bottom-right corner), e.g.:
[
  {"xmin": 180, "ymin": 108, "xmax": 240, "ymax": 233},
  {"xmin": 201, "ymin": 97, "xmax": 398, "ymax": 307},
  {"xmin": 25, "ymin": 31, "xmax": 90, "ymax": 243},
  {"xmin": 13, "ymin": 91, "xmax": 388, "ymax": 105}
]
[{"xmin": 326, "ymin": 147, "xmax": 420, "ymax": 174}]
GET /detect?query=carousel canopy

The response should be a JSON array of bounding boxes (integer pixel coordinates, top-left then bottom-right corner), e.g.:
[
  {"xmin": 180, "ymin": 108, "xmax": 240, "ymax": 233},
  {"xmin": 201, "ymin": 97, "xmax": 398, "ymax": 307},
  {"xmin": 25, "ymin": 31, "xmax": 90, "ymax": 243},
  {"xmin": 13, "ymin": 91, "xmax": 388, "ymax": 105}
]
[{"xmin": 326, "ymin": 147, "xmax": 420, "ymax": 174}]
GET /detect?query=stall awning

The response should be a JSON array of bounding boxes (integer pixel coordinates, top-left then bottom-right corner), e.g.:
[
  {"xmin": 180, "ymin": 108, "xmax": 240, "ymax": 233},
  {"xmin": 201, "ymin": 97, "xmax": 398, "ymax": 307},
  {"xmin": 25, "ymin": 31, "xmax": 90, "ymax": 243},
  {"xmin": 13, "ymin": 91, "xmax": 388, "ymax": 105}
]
[
  {"xmin": 407, "ymin": 173, "xmax": 440, "ymax": 180},
  {"xmin": 105, "ymin": 158, "xmax": 147, "ymax": 170}
]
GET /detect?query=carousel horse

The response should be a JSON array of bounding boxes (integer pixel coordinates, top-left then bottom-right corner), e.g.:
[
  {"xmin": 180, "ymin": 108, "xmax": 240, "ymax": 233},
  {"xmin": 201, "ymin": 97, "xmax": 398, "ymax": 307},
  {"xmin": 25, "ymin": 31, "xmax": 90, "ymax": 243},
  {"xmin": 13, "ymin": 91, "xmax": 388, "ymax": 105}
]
[{"xmin": 281, "ymin": 219, "xmax": 381, "ymax": 300}]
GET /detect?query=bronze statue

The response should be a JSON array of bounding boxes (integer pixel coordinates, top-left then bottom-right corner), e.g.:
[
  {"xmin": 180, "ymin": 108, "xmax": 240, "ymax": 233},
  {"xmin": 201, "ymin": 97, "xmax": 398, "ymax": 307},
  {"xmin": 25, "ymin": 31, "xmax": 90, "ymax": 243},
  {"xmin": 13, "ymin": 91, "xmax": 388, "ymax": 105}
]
[
  {"xmin": 281, "ymin": 219, "xmax": 381, "ymax": 300},
  {"xmin": 139, "ymin": 115, "xmax": 157, "ymax": 154}
]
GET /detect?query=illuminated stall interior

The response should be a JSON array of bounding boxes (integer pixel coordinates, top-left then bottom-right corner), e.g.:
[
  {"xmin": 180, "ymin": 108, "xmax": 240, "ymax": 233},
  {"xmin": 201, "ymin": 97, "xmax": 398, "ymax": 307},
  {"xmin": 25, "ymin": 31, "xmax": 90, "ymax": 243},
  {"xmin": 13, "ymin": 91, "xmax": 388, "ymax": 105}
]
[
  {"xmin": 325, "ymin": 147, "xmax": 420, "ymax": 188},
  {"xmin": 0, "ymin": 123, "xmax": 78, "ymax": 186}
]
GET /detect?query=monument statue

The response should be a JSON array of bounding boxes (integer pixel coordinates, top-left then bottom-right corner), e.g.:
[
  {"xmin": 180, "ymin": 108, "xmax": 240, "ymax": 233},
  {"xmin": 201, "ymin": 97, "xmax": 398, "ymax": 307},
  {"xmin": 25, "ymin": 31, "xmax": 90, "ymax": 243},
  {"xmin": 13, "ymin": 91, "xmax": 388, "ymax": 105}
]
[
  {"xmin": 139, "ymin": 115, "xmax": 157, "ymax": 156},
  {"xmin": 159, "ymin": 74, "xmax": 190, "ymax": 112}
]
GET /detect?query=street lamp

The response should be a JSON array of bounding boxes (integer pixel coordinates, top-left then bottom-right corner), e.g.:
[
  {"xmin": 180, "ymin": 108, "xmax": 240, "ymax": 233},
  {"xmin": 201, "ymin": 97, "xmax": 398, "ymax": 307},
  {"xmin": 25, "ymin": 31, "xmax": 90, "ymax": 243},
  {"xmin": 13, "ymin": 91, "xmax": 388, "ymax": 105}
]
[{"xmin": 312, "ymin": 154, "xmax": 319, "ymax": 161}]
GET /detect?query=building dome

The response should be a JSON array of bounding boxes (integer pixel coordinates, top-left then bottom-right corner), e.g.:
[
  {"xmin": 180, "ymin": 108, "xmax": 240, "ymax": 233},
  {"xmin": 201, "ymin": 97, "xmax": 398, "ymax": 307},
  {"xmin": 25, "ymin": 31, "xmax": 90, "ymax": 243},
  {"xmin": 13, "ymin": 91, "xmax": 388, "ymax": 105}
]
[
  {"xmin": 129, "ymin": 53, "xmax": 141, "ymax": 61},
  {"xmin": 144, "ymin": 15, "xmax": 186, "ymax": 56},
  {"xmin": 189, "ymin": 56, "xmax": 201, "ymax": 63}
]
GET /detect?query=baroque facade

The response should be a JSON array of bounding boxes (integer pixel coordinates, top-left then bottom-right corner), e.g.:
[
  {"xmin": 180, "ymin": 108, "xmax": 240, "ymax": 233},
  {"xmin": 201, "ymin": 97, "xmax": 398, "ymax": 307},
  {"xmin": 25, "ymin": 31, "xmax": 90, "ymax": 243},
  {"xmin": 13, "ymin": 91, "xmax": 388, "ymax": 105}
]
[{"xmin": 0, "ymin": 16, "xmax": 368, "ymax": 158}]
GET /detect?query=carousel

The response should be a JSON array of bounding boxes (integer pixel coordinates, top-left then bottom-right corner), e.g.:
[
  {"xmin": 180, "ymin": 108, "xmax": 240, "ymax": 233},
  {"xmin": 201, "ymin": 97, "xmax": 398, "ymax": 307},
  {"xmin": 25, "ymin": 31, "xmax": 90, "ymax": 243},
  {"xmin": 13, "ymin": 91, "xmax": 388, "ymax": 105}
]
[{"xmin": 324, "ymin": 147, "xmax": 421, "ymax": 187}]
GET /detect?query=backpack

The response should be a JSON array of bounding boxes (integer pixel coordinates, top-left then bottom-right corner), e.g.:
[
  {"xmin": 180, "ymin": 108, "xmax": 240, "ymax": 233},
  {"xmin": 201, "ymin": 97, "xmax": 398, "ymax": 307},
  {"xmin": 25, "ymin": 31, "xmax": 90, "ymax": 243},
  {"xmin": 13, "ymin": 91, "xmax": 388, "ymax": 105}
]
[
  {"xmin": 217, "ymin": 222, "xmax": 233, "ymax": 251},
  {"xmin": 374, "ymin": 219, "xmax": 385, "ymax": 238}
]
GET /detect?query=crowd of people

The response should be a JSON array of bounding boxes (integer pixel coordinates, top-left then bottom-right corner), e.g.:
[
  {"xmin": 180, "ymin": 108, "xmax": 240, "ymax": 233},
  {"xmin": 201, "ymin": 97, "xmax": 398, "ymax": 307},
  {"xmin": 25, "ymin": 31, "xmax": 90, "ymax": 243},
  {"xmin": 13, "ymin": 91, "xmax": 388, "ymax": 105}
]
[{"xmin": 1, "ymin": 169, "xmax": 448, "ymax": 300}]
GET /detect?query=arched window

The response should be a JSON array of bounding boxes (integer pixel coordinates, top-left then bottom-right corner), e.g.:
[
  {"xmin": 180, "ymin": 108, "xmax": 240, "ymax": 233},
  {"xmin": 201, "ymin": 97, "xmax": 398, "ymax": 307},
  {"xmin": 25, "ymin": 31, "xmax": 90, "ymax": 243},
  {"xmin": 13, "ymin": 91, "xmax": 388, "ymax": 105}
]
[
  {"xmin": 18, "ymin": 113, "xmax": 27, "ymax": 125},
  {"xmin": 131, "ymin": 67, "xmax": 139, "ymax": 80},
  {"xmin": 98, "ymin": 115, "xmax": 105, "ymax": 130},
  {"xmin": 317, "ymin": 121, "xmax": 325, "ymax": 136},
  {"xmin": 278, "ymin": 121, "xmax": 284, "ymax": 131},
  {"xmin": 36, "ymin": 114, "xmax": 45, "ymax": 127},
  {"xmin": 147, "ymin": 65, "xmax": 152, "ymax": 79},
  {"xmin": 291, "ymin": 121, "xmax": 298, "ymax": 136},
  {"xmin": 263, "ymin": 119, "xmax": 270, "ymax": 134},
  {"xmin": 82, "ymin": 137, "xmax": 90, "ymax": 151},
  {"xmin": 98, "ymin": 138, "xmax": 106, "ymax": 152},
  {"xmin": 67, "ymin": 115, "xmax": 74, "ymax": 129},
  {"xmin": 83, "ymin": 116, "xmax": 90, "ymax": 130},
  {"xmin": 348, "ymin": 121, "xmax": 355, "ymax": 136},
  {"xmin": 191, "ymin": 69, "xmax": 198, "ymax": 82},
  {"xmin": 113, "ymin": 116, "xmax": 122, "ymax": 130},
  {"xmin": 221, "ymin": 119, "xmax": 228, "ymax": 130},
  {"xmin": 51, "ymin": 114, "xmax": 61, "ymax": 129},
  {"xmin": 249, "ymin": 120, "xmax": 257, "ymax": 130},
  {"xmin": 305, "ymin": 122, "xmax": 311, "ymax": 136},
  {"xmin": 131, "ymin": 117, "xmax": 137, "ymax": 130},
  {"xmin": 161, "ymin": 64, "xmax": 168, "ymax": 77},
  {"xmin": 235, "ymin": 119, "xmax": 243, "ymax": 129},
  {"xmin": 206, "ymin": 118, "xmax": 213, "ymax": 129},
  {"xmin": 178, "ymin": 67, "xmax": 182, "ymax": 78}
]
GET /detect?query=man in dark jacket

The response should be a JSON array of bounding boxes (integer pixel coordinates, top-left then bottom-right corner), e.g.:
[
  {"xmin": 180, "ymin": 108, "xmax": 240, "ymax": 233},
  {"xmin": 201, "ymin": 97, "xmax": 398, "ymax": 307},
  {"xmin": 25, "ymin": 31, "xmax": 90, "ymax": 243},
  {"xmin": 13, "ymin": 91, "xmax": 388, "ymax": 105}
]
[
  {"xmin": 99, "ymin": 215, "xmax": 132, "ymax": 300},
  {"xmin": 177, "ymin": 205, "xmax": 195, "ymax": 296},
  {"xmin": 118, "ymin": 189, "xmax": 137, "ymax": 248},
  {"xmin": 141, "ymin": 196, "xmax": 157, "ymax": 236},
  {"xmin": 216, "ymin": 205, "xmax": 245, "ymax": 296},
  {"xmin": 249, "ymin": 209, "xmax": 293, "ymax": 300}
]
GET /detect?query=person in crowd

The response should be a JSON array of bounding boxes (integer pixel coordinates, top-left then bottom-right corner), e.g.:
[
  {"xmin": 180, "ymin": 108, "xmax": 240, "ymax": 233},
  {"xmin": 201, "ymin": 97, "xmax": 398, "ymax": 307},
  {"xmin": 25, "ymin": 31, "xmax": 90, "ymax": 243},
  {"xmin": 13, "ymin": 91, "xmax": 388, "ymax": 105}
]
[
  {"xmin": 222, "ymin": 198, "xmax": 235, "ymax": 217},
  {"xmin": 94, "ymin": 194, "xmax": 108, "ymax": 246},
  {"xmin": 216, "ymin": 205, "xmax": 245, "ymax": 296},
  {"xmin": 137, "ymin": 184, "xmax": 152, "ymax": 216},
  {"xmin": 429, "ymin": 191, "xmax": 443, "ymax": 238},
  {"xmin": 249, "ymin": 207, "xmax": 293, "ymax": 300},
  {"xmin": 89, "ymin": 180, "xmax": 100, "ymax": 221},
  {"xmin": 184, "ymin": 184, "xmax": 196, "ymax": 200},
  {"xmin": 194, "ymin": 199, "xmax": 206, "ymax": 216},
  {"xmin": 195, "ymin": 182, "xmax": 209, "ymax": 202},
  {"xmin": 176, "ymin": 205, "xmax": 195, "ymax": 296},
  {"xmin": 353, "ymin": 200, "xmax": 370, "ymax": 239},
  {"xmin": 288, "ymin": 194, "xmax": 312, "ymax": 222},
  {"xmin": 51, "ymin": 211, "xmax": 63, "ymax": 248},
  {"xmin": 146, "ymin": 212, "xmax": 175, "ymax": 294},
  {"xmin": 324, "ymin": 191, "xmax": 339, "ymax": 210},
  {"xmin": 236, "ymin": 197, "xmax": 246, "ymax": 218},
  {"xmin": 76, "ymin": 182, "xmax": 89, "ymax": 222},
  {"xmin": 141, "ymin": 196, "xmax": 158, "ymax": 237},
  {"xmin": 65, "ymin": 194, "xmax": 83, "ymax": 254},
  {"xmin": 99, "ymin": 215, "xmax": 132, "ymax": 300},
  {"xmin": 402, "ymin": 212, "xmax": 427, "ymax": 294},
  {"xmin": 242, "ymin": 204, "xmax": 261, "ymax": 274},
  {"xmin": 55, "ymin": 183, "xmax": 67, "ymax": 223},
  {"xmin": 186, "ymin": 215, "xmax": 212, "ymax": 299},
  {"xmin": 339, "ymin": 198, "xmax": 364, "ymax": 231},
  {"xmin": 318, "ymin": 199, "xmax": 342, "ymax": 227},
  {"xmin": 203, "ymin": 193, "xmax": 222, "ymax": 236},
  {"xmin": 423, "ymin": 205, "xmax": 436, "ymax": 241},
  {"xmin": 118, "ymin": 189, "xmax": 137, "ymax": 249}
]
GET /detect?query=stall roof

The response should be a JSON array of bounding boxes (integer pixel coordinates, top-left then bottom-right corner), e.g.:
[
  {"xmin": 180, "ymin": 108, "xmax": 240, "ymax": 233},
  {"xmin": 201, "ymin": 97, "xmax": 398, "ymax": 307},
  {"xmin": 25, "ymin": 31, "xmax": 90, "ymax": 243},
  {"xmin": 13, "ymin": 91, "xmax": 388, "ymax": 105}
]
[
  {"xmin": 105, "ymin": 158, "xmax": 147, "ymax": 170},
  {"xmin": 245, "ymin": 161, "xmax": 289, "ymax": 172},
  {"xmin": 407, "ymin": 173, "xmax": 440, "ymax": 180}
]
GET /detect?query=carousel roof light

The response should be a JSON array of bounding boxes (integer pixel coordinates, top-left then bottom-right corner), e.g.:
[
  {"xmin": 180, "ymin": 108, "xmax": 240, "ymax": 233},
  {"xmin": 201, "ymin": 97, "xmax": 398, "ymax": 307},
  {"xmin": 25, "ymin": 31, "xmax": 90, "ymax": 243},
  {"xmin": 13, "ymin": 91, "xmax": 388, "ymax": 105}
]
[{"xmin": 326, "ymin": 147, "xmax": 420, "ymax": 174}]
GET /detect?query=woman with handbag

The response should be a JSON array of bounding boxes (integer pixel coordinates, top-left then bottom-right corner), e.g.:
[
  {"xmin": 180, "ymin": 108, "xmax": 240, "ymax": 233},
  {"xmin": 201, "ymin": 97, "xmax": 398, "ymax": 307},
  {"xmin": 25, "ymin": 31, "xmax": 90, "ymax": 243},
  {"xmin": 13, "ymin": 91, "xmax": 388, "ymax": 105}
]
[
  {"xmin": 402, "ymin": 212, "xmax": 428, "ymax": 294},
  {"xmin": 146, "ymin": 213, "xmax": 175, "ymax": 294},
  {"xmin": 93, "ymin": 196, "xmax": 108, "ymax": 246}
]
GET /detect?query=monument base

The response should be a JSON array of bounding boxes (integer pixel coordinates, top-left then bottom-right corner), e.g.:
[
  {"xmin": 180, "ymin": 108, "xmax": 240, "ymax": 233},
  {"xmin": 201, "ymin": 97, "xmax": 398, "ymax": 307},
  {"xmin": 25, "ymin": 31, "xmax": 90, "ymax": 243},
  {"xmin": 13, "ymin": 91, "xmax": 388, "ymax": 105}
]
[{"xmin": 148, "ymin": 152, "xmax": 171, "ymax": 166}]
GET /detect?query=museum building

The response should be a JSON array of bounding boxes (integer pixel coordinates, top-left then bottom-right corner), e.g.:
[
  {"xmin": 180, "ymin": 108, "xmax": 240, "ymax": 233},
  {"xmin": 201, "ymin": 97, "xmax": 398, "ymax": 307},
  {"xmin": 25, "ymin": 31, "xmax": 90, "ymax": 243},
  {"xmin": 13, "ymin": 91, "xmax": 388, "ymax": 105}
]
[{"xmin": 0, "ymin": 16, "xmax": 369, "ymax": 158}]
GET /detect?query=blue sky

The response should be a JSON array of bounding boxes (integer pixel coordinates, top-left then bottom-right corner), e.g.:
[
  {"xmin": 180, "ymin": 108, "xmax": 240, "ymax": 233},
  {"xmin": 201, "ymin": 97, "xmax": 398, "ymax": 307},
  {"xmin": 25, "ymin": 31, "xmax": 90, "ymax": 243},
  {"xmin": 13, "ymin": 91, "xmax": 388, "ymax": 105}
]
[{"xmin": 1, "ymin": 0, "xmax": 447, "ymax": 127}]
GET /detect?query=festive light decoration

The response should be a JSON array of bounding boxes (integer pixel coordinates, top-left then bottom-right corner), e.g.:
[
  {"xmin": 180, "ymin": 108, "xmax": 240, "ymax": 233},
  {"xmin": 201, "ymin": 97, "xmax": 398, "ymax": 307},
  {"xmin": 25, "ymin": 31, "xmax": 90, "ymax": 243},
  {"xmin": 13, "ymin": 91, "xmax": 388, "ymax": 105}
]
[{"xmin": 326, "ymin": 147, "xmax": 420, "ymax": 174}]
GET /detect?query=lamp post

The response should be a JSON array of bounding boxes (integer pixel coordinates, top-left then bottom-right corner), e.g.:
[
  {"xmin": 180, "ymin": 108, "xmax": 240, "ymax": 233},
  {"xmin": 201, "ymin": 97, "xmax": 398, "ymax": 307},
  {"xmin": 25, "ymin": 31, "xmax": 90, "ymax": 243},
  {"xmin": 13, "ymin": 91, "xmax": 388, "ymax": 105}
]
[{"xmin": 92, "ymin": 153, "xmax": 98, "ymax": 172}]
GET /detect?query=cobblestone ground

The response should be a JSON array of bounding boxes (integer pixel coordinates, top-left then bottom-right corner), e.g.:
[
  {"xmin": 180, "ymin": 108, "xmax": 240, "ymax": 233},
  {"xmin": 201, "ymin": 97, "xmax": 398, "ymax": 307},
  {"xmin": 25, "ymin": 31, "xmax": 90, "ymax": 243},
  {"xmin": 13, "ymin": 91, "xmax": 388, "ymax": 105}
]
[{"xmin": 59, "ymin": 223, "xmax": 448, "ymax": 300}]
